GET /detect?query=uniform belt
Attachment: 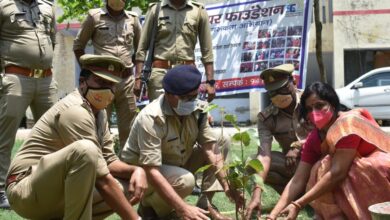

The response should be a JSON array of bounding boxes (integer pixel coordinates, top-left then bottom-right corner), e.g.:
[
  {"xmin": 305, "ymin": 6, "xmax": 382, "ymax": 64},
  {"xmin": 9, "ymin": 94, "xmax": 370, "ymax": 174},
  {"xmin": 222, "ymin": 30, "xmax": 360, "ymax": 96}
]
[
  {"xmin": 5, "ymin": 65, "xmax": 52, "ymax": 78},
  {"xmin": 5, "ymin": 171, "xmax": 29, "ymax": 190},
  {"xmin": 152, "ymin": 60, "xmax": 195, "ymax": 69}
]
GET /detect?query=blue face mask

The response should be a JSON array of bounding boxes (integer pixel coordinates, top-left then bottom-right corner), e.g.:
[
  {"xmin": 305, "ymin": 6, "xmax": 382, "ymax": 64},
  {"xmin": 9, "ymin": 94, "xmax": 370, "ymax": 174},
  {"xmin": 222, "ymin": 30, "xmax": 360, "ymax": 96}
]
[{"xmin": 174, "ymin": 99, "xmax": 197, "ymax": 116}]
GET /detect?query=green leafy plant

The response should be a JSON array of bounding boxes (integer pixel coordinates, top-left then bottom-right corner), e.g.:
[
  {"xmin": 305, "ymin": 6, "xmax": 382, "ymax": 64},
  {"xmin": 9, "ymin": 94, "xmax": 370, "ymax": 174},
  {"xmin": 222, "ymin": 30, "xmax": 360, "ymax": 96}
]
[{"xmin": 197, "ymin": 104, "xmax": 264, "ymax": 219}]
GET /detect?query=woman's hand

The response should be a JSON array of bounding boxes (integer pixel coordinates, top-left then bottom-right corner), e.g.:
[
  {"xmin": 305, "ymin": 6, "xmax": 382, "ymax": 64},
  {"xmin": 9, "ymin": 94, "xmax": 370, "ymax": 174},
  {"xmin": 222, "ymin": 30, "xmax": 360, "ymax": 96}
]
[{"xmin": 279, "ymin": 203, "xmax": 300, "ymax": 220}]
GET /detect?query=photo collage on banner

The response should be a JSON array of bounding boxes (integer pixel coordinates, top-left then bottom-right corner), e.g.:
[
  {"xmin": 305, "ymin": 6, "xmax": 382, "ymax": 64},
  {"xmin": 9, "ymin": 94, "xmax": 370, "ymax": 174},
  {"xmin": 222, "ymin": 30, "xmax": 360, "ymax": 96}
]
[{"xmin": 194, "ymin": 0, "xmax": 313, "ymax": 95}]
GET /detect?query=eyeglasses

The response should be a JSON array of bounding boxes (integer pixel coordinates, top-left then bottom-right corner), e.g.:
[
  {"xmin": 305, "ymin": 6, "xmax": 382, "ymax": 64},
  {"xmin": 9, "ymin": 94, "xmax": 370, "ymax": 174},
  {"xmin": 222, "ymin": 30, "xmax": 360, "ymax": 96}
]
[
  {"xmin": 268, "ymin": 83, "xmax": 291, "ymax": 97},
  {"xmin": 306, "ymin": 102, "xmax": 330, "ymax": 112}
]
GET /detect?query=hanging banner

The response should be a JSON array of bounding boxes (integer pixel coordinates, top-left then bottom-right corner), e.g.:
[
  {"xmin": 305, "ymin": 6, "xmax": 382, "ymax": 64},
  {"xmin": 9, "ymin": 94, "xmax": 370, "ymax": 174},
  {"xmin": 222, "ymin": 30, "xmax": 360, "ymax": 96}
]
[{"xmin": 196, "ymin": 0, "xmax": 313, "ymax": 95}]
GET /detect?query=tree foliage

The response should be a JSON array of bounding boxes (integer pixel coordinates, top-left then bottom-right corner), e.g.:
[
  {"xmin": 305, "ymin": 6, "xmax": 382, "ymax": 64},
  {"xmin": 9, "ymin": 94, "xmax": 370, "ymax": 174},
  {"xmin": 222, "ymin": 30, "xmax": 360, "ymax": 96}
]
[{"xmin": 56, "ymin": 0, "xmax": 157, "ymax": 23}]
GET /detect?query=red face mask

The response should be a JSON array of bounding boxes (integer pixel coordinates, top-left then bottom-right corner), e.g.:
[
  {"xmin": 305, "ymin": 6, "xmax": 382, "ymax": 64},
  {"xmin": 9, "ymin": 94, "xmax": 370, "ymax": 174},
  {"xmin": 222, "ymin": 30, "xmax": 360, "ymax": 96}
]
[{"xmin": 308, "ymin": 107, "xmax": 333, "ymax": 129}]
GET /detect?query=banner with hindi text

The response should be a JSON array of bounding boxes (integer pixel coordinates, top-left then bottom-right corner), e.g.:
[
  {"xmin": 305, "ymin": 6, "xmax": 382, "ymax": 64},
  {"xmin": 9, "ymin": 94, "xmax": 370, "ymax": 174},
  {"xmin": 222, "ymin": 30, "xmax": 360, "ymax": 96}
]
[{"xmin": 195, "ymin": 0, "xmax": 313, "ymax": 95}]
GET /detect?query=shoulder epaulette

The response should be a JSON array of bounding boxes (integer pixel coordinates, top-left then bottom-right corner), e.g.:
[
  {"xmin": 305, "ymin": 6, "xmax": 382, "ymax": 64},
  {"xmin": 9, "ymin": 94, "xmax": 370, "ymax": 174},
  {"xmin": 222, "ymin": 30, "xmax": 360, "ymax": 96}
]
[
  {"xmin": 37, "ymin": 0, "xmax": 53, "ymax": 6},
  {"xmin": 191, "ymin": 1, "xmax": 204, "ymax": 8},
  {"xmin": 126, "ymin": 11, "xmax": 138, "ymax": 17},
  {"xmin": 257, "ymin": 104, "xmax": 278, "ymax": 121},
  {"xmin": 88, "ymin": 8, "xmax": 103, "ymax": 16}
]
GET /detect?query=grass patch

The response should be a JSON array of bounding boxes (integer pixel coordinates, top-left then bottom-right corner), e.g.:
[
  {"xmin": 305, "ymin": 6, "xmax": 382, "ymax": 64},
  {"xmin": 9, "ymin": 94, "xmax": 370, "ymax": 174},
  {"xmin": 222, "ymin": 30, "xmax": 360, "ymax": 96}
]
[{"xmin": 3, "ymin": 130, "xmax": 314, "ymax": 219}]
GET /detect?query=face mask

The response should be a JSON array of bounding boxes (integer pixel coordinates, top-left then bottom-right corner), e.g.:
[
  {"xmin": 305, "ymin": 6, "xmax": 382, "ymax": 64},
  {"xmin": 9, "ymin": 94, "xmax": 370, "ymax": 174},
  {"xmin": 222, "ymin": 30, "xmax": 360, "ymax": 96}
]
[
  {"xmin": 107, "ymin": 0, "xmax": 125, "ymax": 11},
  {"xmin": 271, "ymin": 94, "xmax": 293, "ymax": 109},
  {"xmin": 308, "ymin": 107, "xmax": 333, "ymax": 129},
  {"xmin": 174, "ymin": 99, "xmax": 197, "ymax": 116},
  {"xmin": 85, "ymin": 88, "xmax": 114, "ymax": 110}
]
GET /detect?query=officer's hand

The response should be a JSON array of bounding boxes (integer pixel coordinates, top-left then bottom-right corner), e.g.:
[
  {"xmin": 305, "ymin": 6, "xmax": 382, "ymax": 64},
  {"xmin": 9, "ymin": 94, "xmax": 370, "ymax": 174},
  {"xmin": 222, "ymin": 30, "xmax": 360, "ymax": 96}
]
[
  {"xmin": 285, "ymin": 148, "xmax": 300, "ymax": 173},
  {"xmin": 244, "ymin": 187, "xmax": 262, "ymax": 220},
  {"xmin": 177, "ymin": 204, "xmax": 209, "ymax": 220},
  {"xmin": 206, "ymin": 84, "xmax": 216, "ymax": 102},
  {"xmin": 133, "ymin": 78, "xmax": 142, "ymax": 98},
  {"xmin": 128, "ymin": 167, "xmax": 148, "ymax": 205}
]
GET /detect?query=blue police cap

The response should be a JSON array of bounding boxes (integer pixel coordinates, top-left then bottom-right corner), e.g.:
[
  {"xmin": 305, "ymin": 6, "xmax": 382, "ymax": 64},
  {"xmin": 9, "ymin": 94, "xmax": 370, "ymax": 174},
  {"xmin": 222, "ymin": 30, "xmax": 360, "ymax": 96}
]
[{"xmin": 162, "ymin": 65, "xmax": 202, "ymax": 95}]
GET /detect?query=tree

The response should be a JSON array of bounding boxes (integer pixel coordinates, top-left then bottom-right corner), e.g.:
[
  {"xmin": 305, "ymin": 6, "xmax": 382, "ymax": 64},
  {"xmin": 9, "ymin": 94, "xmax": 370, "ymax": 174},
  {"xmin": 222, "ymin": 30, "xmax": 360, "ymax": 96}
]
[
  {"xmin": 56, "ymin": 0, "xmax": 156, "ymax": 23},
  {"xmin": 313, "ymin": 0, "xmax": 327, "ymax": 83}
]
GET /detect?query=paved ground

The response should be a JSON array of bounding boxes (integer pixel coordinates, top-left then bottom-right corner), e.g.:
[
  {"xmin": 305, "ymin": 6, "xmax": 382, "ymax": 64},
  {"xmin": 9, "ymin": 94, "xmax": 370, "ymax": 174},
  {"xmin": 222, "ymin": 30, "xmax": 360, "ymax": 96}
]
[{"xmin": 15, "ymin": 126, "xmax": 390, "ymax": 141}]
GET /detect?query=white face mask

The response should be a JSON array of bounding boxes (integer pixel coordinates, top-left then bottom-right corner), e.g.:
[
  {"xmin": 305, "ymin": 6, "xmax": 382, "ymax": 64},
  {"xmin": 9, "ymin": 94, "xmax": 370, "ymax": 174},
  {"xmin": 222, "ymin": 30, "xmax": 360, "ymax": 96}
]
[
  {"xmin": 107, "ymin": 0, "xmax": 125, "ymax": 11},
  {"xmin": 85, "ymin": 88, "xmax": 114, "ymax": 110},
  {"xmin": 174, "ymin": 99, "xmax": 197, "ymax": 116}
]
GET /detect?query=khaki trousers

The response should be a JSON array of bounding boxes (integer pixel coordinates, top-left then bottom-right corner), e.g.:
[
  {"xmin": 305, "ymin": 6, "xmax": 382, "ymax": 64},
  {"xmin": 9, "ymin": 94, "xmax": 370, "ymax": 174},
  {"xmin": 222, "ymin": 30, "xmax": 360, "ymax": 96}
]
[
  {"xmin": 0, "ymin": 74, "xmax": 57, "ymax": 190},
  {"xmin": 6, "ymin": 140, "xmax": 125, "ymax": 220},
  {"xmin": 142, "ymin": 133, "xmax": 230, "ymax": 217},
  {"xmin": 106, "ymin": 75, "xmax": 137, "ymax": 149},
  {"xmin": 147, "ymin": 68, "xmax": 167, "ymax": 102}
]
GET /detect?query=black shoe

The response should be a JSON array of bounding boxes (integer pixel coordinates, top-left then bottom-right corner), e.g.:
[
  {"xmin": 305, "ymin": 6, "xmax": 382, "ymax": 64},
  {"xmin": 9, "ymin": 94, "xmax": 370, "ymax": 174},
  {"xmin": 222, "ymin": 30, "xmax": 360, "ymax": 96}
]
[
  {"xmin": 0, "ymin": 191, "xmax": 10, "ymax": 209},
  {"xmin": 137, "ymin": 203, "xmax": 158, "ymax": 220}
]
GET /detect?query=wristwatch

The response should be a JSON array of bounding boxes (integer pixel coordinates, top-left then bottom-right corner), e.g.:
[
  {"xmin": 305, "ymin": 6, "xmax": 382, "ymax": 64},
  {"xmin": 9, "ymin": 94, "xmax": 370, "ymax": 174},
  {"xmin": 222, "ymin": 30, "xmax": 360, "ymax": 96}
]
[{"xmin": 206, "ymin": 79, "xmax": 216, "ymax": 86}]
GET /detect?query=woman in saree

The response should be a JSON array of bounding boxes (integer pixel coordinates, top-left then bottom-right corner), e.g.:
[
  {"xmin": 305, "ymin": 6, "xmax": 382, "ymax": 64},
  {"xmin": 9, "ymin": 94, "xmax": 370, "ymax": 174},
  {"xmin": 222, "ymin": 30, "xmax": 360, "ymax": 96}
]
[{"xmin": 267, "ymin": 81, "xmax": 390, "ymax": 219}]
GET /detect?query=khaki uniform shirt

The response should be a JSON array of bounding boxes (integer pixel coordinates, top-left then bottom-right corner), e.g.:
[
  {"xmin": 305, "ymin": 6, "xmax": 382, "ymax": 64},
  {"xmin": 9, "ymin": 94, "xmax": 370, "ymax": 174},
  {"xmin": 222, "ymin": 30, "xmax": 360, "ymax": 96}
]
[
  {"xmin": 0, "ymin": 0, "xmax": 56, "ymax": 69},
  {"xmin": 135, "ymin": 0, "xmax": 213, "ymax": 63},
  {"xmin": 73, "ymin": 8, "xmax": 141, "ymax": 67},
  {"xmin": 121, "ymin": 95, "xmax": 216, "ymax": 167},
  {"xmin": 257, "ymin": 91, "xmax": 311, "ymax": 154},
  {"xmin": 9, "ymin": 90, "xmax": 118, "ymax": 177}
]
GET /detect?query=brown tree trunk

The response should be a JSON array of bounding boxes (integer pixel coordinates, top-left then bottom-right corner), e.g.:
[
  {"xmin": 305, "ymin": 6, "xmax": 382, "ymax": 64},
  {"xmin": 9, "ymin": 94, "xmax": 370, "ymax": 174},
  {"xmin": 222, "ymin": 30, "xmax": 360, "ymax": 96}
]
[{"xmin": 314, "ymin": 0, "xmax": 327, "ymax": 83}]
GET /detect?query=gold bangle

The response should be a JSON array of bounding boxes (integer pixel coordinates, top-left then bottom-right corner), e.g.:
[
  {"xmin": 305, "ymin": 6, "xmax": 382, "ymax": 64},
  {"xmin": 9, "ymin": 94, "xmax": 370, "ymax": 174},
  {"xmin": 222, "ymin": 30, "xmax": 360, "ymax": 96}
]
[{"xmin": 291, "ymin": 201, "xmax": 302, "ymax": 210}]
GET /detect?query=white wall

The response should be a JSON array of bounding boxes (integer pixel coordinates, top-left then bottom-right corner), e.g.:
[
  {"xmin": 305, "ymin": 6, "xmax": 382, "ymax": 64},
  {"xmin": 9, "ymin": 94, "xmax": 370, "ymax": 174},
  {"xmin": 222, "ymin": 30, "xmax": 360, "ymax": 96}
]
[{"xmin": 333, "ymin": 0, "xmax": 390, "ymax": 88}]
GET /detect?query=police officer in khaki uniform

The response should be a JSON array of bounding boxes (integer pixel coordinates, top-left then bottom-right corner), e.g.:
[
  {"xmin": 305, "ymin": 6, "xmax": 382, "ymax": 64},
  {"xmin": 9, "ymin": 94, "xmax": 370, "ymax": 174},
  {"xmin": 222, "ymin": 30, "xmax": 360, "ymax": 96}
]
[
  {"xmin": 0, "ymin": 0, "xmax": 57, "ymax": 208},
  {"xmin": 245, "ymin": 64, "xmax": 311, "ymax": 219},
  {"xmin": 6, "ymin": 55, "xmax": 147, "ymax": 219},
  {"xmin": 134, "ymin": 0, "xmax": 216, "ymax": 102},
  {"xmin": 73, "ymin": 0, "xmax": 141, "ymax": 148},
  {"xmin": 121, "ymin": 65, "xmax": 242, "ymax": 220}
]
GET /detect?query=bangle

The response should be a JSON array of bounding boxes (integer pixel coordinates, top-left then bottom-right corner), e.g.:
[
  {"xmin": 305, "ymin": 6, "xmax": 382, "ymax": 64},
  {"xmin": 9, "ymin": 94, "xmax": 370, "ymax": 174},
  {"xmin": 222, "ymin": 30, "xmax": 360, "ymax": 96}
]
[
  {"xmin": 291, "ymin": 201, "xmax": 302, "ymax": 210},
  {"xmin": 254, "ymin": 185, "xmax": 262, "ymax": 191}
]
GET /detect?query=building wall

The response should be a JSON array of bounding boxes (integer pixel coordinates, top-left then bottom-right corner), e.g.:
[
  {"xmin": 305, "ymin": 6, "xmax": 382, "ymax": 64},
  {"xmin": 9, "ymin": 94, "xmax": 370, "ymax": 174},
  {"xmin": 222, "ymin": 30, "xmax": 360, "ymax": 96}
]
[
  {"xmin": 52, "ymin": 32, "xmax": 77, "ymax": 99},
  {"xmin": 333, "ymin": 0, "xmax": 390, "ymax": 88}
]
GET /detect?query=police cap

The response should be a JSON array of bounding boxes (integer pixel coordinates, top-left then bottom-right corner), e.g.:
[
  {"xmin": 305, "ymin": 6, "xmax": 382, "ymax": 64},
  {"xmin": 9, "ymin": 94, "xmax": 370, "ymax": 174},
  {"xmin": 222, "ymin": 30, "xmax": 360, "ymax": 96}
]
[
  {"xmin": 163, "ymin": 65, "xmax": 202, "ymax": 95},
  {"xmin": 260, "ymin": 64, "xmax": 294, "ymax": 91},
  {"xmin": 80, "ymin": 54, "xmax": 125, "ymax": 83}
]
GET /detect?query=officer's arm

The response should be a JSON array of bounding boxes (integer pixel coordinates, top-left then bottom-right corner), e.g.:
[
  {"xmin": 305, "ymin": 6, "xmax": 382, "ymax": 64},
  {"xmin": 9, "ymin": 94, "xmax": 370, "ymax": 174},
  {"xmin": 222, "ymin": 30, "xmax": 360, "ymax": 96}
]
[
  {"xmin": 143, "ymin": 166, "xmax": 189, "ymax": 211},
  {"xmin": 201, "ymin": 141, "xmax": 229, "ymax": 191},
  {"xmin": 108, "ymin": 160, "xmax": 147, "ymax": 205},
  {"xmin": 73, "ymin": 14, "xmax": 95, "ymax": 63},
  {"xmin": 243, "ymin": 119, "xmax": 274, "ymax": 217},
  {"xmin": 135, "ymin": 6, "xmax": 155, "ymax": 76},
  {"xmin": 256, "ymin": 120, "xmax": 273, "ymax": 182},
  {"xmin": 198, "ymin": 7, "xmax": 214, "ymax": 81},
  {"xmin": 50, "ymin": 5, "xmax": 56, "ymax": 49},
  {"xmin": 133, "ymin": 16, "xmax": 142, "ymax": 58},
  {"xmin": 96, "ymin": 173, "xmax": 140, "ymax": 219}
]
